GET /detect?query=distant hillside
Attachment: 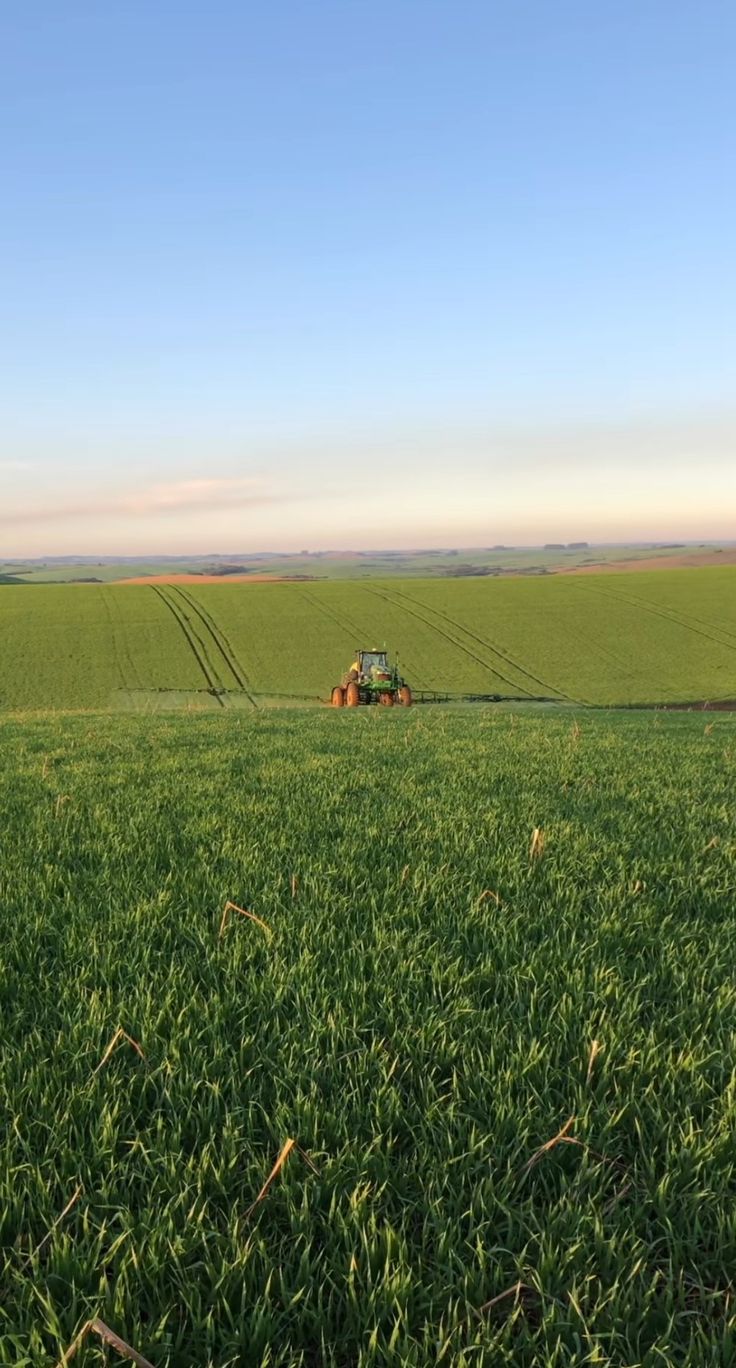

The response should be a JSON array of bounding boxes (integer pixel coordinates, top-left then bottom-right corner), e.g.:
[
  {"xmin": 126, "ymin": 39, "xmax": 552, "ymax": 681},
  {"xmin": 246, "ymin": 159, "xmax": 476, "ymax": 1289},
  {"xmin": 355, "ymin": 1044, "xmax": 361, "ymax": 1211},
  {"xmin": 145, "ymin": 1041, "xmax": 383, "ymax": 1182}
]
[{"xmin": 2, "ymin": 542, "xmax": 733, "ymax": 583}]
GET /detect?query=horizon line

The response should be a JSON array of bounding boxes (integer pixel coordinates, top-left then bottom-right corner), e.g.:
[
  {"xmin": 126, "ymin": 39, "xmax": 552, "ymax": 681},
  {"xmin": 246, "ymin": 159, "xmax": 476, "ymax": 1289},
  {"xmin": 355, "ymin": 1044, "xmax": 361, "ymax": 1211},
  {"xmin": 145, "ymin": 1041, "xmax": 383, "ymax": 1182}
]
[{"xmin": 3, "ymin": 536, "xmax": 736, "ymax": 563}]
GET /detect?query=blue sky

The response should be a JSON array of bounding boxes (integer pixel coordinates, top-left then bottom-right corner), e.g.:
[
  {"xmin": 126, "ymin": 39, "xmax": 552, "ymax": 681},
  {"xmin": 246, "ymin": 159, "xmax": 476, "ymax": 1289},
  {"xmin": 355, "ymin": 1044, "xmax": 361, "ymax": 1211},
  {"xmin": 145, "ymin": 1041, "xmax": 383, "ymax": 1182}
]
[{"xmin": 1, "ymin": 0, "xmax": 734, "ymax": 554}]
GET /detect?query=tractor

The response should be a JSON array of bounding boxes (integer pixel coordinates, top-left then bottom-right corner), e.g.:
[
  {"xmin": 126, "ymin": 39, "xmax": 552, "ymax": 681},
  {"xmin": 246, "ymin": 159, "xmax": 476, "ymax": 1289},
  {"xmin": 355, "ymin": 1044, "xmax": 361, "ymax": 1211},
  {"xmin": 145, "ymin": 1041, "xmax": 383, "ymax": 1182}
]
[{"xmin": 331, "ymin": 649, "xmax": 412, "ymax": 707}]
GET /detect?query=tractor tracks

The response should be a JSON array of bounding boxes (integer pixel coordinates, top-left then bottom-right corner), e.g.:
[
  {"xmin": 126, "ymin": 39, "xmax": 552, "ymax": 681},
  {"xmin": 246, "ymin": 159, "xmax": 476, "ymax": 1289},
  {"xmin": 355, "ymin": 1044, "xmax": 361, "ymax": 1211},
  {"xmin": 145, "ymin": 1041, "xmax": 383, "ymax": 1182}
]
[
  {"xmin": 359, "ymin": 584, "xmax": 525, "ymax": 695},
  {"xmin": 169, "ymin": 586, "xmax": 258, "ymax": 706},
  {"xmin": 297, "ymin": 586, "xmax": 433, "ymax": 691},
  {"xmin": 150, "ymin": 585, "xmax": 226, "ymax": 703},
  {"xmin": 150, "ymin": 585, "xmax": 258, "ymax": 706},
  {"xmin": 572, "ymin": 581, "xmax": 736, "ymax": 655},
  {"xmin": 297, "ymin": 586, "xmax": 364, "ymax": 643},
  {"xmin": 389, "ymin": 584, "xmax": 572, "ymax": 700},
  {"xmin": 360, "ymin": 584, "xmax": 573, "ymax": 701},
  {"xmin": 100, "ymin": 586, "xmax": 143, "ymax": 690}
]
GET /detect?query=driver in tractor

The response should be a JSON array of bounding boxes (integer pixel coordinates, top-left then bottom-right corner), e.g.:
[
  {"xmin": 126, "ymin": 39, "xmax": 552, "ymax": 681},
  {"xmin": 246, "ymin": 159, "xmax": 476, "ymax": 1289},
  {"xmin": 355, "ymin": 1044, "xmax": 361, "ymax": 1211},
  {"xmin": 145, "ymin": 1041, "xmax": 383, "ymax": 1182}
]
[{"xmin": 342, "ymin": 659, "xmax": 361, "ymax": 688}]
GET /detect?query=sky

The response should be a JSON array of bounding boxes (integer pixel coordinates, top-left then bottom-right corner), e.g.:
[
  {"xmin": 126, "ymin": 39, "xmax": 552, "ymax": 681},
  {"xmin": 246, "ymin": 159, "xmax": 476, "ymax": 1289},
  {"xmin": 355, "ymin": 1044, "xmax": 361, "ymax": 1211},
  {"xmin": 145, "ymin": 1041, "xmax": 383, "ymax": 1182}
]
[{"xmin": 1, "ymin": 0, "xmax": 734, "ymax": 556}]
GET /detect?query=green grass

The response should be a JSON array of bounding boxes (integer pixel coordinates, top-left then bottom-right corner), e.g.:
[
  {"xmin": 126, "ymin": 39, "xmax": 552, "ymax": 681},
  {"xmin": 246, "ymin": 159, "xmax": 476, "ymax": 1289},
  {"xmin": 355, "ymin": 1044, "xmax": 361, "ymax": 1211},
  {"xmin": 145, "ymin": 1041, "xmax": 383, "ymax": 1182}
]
[
  {"xmin": 1, "ymin": 706, "xmax": 734, "ymax": 1365},
  {"xmin": 1, "ymin": 567, "xmax": 736, "ymax": 710},
  {"xmin": 0, "ymin": 585, "xmax": 204, "ymax": 709}
]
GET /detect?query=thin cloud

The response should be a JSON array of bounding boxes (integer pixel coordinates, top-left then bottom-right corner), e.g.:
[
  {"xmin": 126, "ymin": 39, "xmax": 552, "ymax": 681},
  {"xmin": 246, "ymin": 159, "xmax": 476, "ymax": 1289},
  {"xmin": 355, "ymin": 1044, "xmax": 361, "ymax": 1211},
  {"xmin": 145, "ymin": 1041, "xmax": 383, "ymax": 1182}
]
[
  {"xmin": 122, "ymin": 477, "xmax": 269, "ymax": 515},
  {"xmin": 0, "ymin": 477, "xmax": 295, "ymax": 526}
]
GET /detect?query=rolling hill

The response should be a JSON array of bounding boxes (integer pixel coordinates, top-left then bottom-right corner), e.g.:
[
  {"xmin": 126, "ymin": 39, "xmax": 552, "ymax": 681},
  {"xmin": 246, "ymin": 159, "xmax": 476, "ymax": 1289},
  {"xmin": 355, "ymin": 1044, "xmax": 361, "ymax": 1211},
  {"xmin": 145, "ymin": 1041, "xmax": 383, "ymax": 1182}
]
[{"xmin": 0, "ymin": 567, "xmax": 734, "ymax": 710}]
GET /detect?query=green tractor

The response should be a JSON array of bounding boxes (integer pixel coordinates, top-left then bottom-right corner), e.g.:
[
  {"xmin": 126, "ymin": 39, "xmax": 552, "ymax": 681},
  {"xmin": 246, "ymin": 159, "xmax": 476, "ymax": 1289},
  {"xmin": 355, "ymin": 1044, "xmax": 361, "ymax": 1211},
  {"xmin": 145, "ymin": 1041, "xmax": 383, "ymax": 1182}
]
[{"xmin": 331, "ymin": 649, "xmax": 412, "ymax": 708}]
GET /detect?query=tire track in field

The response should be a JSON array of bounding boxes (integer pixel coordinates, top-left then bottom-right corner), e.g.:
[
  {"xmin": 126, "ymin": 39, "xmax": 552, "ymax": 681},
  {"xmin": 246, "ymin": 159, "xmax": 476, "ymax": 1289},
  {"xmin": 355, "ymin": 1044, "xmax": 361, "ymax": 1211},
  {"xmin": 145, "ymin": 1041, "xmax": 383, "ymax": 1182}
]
[
  {"xmin": 173, "ymin": 586, "xmax": 256, "ymax": 696},
  {"xmin": 99, "ymin": 587, "xmax": 129, "ymax": 691},
  {"xmin": 358, "ymin": 584, "xmax": 533, "ymax": 697},
  {"xmin": 389, "ymin": 584, "xmax": 571, "ymax": 700},
  {"xmin": 297, "ymin": 586, "xmax": 364, "ymax": 642},
  {"xmin": 149, "ymin": 585, "xmax": 226, "ymax": 705},
  {"xmin": 585, "ymin": 581, "xmax": 736, "ymax": 651},
  {"xmin": 170, "ymin": 587, "xmax": 258, "ymax": 706},
  {"xmin": 361, "ymin": 584, "xmax": 575, "ymax": 699},
  {"xmin": 295, "ymin": 588, "xmax": 432, "ymax": 689},
  {"xmin": 104, "ymin": 587, "xmax": 144, "ymax": 688},
  {"xmin": 572, "ymin": 581, "xmax": 736, "ymax": 655},
  {"xmin": 296, "ymin": 586, "xmax": 434, "ymax": 690}
]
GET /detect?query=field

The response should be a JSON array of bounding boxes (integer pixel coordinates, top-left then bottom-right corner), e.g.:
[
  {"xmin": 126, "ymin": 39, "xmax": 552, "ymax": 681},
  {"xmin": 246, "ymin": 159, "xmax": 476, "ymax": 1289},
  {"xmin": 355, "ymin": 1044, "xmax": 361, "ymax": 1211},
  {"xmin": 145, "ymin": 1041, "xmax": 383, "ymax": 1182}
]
[
  {"xmin": 1, "ymin": 706, "xmax": 735, "ymax": 1365},
  {"xmin": 1, "ymin": 567, "xmax": 736, "ymax": 710},
  {"xmin": 2, "ymin": 543, "xmax": 732, "ymax": 584}
]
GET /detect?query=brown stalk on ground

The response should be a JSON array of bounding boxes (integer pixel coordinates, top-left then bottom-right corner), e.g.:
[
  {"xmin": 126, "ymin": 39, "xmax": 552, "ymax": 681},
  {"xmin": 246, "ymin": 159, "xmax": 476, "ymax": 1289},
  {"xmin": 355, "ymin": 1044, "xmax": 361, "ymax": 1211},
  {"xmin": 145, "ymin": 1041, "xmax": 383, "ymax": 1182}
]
[
  {"xmin": 243, "ymin": 1137, "xmax": 318, "ymax": 1221},
  {"xmin": 520, "ymin": 1116, "xmax": 576, "ymax": 1178},
  {"xmin": 219, "ymin": 900, "xmax": 272, "ymax": 939},
  {"xmin": 55, "ymin": 1317, "xmax": 154, "ymax": 1367},
  {"xmin": 520, "ymin": 1112, "xmax": 627, "ymax": 1188},
  {"xmin": 20, "ymin": 1182, "xmax": 83, "ymax": 1271},
  {"xmin": 90, "ymin": 1028, "xmax": 145, "ymax": 1079},
  {"xmin": 477, "ymin": 1280, "xmax": 541, "ymax": 1318}
]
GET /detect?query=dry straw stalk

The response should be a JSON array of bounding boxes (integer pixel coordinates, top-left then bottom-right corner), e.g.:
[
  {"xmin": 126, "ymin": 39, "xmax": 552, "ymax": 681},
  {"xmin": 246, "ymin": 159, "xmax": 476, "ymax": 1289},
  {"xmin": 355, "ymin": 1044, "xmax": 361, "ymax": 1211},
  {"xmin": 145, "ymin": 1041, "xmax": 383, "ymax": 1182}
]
[
  {"xmin": 55, "ymin": 1317, "xmax": 154, "ymax": 1367},
  {"xmin": 219, "ymin": 900, "xmax": 272, "ymax": 939}
]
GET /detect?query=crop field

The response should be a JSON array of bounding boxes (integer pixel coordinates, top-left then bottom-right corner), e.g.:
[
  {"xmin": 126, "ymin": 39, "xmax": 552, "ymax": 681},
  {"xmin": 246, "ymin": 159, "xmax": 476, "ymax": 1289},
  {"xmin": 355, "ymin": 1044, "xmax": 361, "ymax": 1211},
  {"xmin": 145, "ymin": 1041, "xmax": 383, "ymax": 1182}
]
[
  {"xmin": 5, "ymin": 543, "xmax": 730, "ymax": 585},
  {"xmin": 0, "ymin": 566, "xmax": 735, "ymax": 710},
  {"xmin": 1, "ymin": 706, "xmax": 734, "ymax": 1365}
]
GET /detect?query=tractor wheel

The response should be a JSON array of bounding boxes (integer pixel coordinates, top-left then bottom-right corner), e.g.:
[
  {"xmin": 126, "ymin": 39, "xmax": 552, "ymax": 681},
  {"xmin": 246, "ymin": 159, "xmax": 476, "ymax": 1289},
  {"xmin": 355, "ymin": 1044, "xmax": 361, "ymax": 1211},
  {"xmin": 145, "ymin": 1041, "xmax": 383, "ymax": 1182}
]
[
  {"xmin": 380, "ymin": 691, "xmax": 394, "ymax": 706},
  {"xmin": 346, "ymin": 682, "xmax": 361, "ymax": 707},
  {"xmin": 331, "ymin": 686, "xmax": 345, "ymax": 708},
  {"xmin": 398, "ymin": 686, "xmax": 412, "ymax": 707}
]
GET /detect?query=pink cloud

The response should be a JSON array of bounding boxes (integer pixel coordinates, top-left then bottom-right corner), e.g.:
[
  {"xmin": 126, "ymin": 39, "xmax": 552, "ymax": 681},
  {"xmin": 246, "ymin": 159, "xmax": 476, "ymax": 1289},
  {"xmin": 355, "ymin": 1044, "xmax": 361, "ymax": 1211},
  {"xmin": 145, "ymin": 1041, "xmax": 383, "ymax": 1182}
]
[{"xmin": 0, "ymin": 477, "xmax": 291, "ymax": 526}]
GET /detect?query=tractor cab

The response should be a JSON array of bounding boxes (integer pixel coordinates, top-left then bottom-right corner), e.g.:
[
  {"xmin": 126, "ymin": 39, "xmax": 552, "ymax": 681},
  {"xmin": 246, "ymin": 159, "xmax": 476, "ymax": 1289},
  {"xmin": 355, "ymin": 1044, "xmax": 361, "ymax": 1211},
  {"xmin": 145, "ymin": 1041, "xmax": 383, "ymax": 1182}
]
[{"xmin": 357, "ymin": 650, "xmax": 390, "ymax": 681}]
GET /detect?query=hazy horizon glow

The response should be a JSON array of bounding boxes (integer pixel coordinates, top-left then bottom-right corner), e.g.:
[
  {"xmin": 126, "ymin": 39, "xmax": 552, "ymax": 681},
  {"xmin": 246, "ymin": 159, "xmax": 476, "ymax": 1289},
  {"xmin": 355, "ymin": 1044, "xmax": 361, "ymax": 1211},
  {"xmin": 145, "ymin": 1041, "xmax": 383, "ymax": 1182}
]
[
  {"xmin": 1, "ymin": 3, "xmax": 734, "ymax": 557},
  {"xmin": 3, "ymin": 410, "xmax": 734, "ymax": 556}
]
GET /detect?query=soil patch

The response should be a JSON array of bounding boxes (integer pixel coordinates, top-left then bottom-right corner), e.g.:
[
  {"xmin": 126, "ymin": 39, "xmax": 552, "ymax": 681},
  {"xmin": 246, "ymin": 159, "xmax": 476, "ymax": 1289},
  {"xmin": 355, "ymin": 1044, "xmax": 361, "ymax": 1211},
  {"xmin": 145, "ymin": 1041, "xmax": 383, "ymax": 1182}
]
[
  {"xmin": 114, "ymin": 573, "xmax": 289, "ymax": 585},
  {"xmin": 560, "ymin": 549, "xmax": 736, "ymax": 575},
  {"xmin": 656, "ymin": 699, "xmax": 736, "ymax": 711}
]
